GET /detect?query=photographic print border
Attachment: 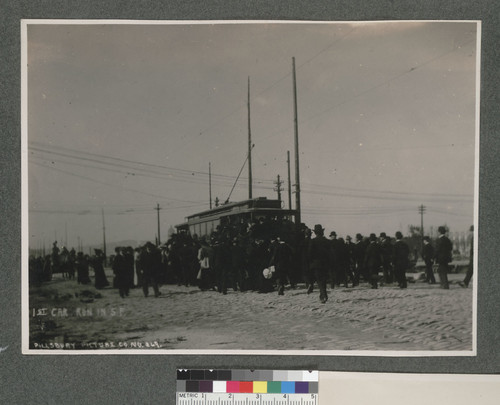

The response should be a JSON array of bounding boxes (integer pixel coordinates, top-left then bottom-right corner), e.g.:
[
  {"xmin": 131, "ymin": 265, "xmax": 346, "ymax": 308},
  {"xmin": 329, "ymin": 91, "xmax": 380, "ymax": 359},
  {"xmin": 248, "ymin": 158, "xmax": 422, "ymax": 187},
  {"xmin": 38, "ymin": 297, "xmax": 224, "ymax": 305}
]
[{"xmin": 20, "ymin": 18, "xmax": 481, "ymax": 357}]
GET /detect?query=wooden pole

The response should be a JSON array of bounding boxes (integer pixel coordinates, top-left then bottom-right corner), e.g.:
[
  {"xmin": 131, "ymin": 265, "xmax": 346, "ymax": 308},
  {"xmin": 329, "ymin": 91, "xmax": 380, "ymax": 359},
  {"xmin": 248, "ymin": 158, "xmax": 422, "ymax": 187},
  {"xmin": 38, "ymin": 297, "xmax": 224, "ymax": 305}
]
[
  {"xmin": 292, "ymin": 57, "xmax": 301, "ymax": 225},
  {"xmin": 248, "ymin": 76, "xmax": 253, "ymax": 200}
]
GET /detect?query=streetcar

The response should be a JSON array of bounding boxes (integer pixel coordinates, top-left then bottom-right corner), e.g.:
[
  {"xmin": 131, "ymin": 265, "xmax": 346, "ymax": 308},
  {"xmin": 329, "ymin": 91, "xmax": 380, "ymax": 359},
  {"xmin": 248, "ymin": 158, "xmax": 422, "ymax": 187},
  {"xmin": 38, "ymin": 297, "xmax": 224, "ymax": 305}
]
[{"xmin": 175, "ymin": 197, "xmax": 298, "ymax": 239}]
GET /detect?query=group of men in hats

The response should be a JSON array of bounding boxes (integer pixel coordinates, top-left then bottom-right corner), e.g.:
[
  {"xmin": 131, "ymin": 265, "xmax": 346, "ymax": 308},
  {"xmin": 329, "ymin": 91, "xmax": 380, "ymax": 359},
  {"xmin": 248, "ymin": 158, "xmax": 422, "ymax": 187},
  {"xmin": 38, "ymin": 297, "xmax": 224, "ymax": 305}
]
[
  {"xmin": 113, "ymin": 242, "xmax": 162, "ymax": 298},
  {"xmin": 303, "ymin": 222, "xmax": 455, "ymax": 303}
]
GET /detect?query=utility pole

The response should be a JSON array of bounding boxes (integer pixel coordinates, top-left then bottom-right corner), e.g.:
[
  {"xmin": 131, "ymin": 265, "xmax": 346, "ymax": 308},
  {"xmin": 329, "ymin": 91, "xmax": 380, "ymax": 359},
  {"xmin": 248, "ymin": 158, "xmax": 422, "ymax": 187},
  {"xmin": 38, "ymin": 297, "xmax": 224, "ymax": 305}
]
[
  {"xmin": 155, "ymin": 203, "xmax": 162, "ymax": 246},
  {"xmin": 419, "ymin": 204, "xmax": 426, "ymax": 251},
  {"xmin": 209, "ymin": 162, "xmax": 213, "ymax": 209},
  {"xmin": 102, "ymin": 208, "xmax": 107, "ymax": 266},
  {"xmin": 292, "ymin": 57, "xmax": 301, "ymax": 226},
  {"xmin": 274, "ymin": 175, "xmax": 284, "ymax": 204},
  {"xmin": 287, "ymin": 151, "xmax": 292, "ymax": 210},
  {"xmin": 248, "ymin": 77, "xmax": 253, "ymax": 200}
]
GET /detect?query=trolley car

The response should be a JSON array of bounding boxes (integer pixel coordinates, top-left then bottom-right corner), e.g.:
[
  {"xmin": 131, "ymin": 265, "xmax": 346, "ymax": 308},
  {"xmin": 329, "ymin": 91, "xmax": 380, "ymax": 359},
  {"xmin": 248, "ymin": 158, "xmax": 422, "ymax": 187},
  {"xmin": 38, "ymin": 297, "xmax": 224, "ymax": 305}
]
[{"xmin": 175, "ymin": 197, "xmax": 297, "ymax": 238}]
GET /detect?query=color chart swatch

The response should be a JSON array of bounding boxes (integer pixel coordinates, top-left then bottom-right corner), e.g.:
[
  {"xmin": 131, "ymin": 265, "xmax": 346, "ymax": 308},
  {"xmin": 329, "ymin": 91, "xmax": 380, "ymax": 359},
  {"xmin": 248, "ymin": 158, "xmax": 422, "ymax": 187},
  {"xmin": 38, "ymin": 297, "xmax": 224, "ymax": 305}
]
[{"xmin": 176, "ymin": 369, "xmax": 318, "ymax": 405}]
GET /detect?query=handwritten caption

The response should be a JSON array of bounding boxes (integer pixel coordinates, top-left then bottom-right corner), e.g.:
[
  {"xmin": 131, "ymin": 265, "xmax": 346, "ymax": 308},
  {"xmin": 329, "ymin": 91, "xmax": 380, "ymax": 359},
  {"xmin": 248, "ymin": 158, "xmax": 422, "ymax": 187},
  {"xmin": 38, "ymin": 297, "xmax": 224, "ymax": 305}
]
[
  {"xmin": 32, "ymin": 307, "xmax": 125, "ymax": 317},
  {"xmin": 32, "ymin": 341, "xmax": 162, "ymax": 350}
]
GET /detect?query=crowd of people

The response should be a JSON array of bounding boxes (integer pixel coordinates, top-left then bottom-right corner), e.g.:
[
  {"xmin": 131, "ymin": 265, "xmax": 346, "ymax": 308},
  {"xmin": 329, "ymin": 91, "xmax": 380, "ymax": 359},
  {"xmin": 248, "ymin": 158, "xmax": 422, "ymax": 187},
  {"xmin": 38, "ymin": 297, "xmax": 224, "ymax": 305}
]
[
  {"xmin": 30, "ymin": 218, "xmax": 470, "ymax": 304},
  {"xmin": 29, "ymin": 242, "xmax": 109, "ymax": 289}
]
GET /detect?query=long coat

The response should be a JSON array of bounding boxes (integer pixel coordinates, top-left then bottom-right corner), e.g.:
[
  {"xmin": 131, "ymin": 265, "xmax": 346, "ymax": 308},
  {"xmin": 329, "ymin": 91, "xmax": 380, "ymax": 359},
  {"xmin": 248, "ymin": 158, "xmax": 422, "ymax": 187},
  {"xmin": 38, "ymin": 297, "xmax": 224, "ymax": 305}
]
[{"xmin": 435, "ymin": 235, "xmax": 452, "ymax": 265}]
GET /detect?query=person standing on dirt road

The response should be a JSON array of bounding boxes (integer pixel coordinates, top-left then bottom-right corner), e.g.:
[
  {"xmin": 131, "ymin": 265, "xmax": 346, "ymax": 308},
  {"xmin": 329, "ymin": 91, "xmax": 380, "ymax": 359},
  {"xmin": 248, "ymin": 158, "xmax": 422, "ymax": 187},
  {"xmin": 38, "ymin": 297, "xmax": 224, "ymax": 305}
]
[
  {"xmin": 308, "ymin": 224, "xmax": 333, "ymax": 303},
  {"xmin": 112, "ymin": 247, "xmax": 129, "ymax": 298},
  {"xmin": 393, "ymin": 231, "xmax": 410, "ymax": 289},
  {"xmin": 142, "ymin": 242, "xmax": 162, "ymax": 298},
  {"xmin": 435, "ymin": 226, "xmax": 453, "ymax": 289},
  {"xmin": 422, "ymin": 236, "xmax": 436, "ymax": 284},
  {"xmin": 364, "ymin": 233, "xmax": 383, "ymax": 289}
]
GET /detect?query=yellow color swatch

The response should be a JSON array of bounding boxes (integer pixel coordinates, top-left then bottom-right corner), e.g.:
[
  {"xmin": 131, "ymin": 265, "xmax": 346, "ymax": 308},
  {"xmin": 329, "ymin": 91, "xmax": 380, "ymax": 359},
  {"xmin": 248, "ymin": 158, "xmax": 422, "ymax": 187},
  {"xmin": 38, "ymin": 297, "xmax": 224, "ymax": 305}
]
[{"xmin": 253, "ymin": 381, "xmax": 267, "ymax": 393}]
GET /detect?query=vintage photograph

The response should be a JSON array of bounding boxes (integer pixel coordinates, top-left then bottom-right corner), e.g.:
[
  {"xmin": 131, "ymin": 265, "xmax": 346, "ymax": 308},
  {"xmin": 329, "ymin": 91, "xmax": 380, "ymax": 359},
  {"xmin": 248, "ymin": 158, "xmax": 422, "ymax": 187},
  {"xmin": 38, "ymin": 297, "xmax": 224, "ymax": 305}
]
[{"xmin": 22, "ymin": 20, "xmax": 479, "ymax": 354}]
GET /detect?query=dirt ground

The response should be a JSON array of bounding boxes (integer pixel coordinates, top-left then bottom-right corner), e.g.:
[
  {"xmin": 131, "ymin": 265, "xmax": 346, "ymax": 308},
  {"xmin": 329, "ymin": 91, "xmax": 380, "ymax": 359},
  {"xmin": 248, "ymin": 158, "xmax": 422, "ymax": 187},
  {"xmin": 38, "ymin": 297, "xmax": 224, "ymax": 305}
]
[{"xmin": 28, "ymin": 269, "xmax": 473, "ymax": 352}]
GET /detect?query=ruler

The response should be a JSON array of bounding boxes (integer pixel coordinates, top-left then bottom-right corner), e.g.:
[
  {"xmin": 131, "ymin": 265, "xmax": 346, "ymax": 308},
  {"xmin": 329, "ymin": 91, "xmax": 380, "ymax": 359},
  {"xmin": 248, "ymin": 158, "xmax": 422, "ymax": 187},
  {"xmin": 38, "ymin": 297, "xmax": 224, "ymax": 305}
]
[{"xmin": 176, "ymin": 369, "xmax": 318, "ymax": 405}]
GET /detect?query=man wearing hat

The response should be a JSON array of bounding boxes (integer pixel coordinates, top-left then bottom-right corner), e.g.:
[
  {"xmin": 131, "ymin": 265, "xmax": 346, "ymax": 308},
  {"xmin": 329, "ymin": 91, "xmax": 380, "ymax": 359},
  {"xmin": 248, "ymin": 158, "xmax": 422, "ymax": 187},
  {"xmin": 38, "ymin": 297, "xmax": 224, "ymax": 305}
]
[
  {"xmin": 435, "ymin": 226, "xmax": 452, "ymax": 289},
  {"xmin": 142, "ymin": 242, "xmax": 162, "ymax": 297},
  {"xmin": 352, "ymin": 233, "xmax": 366, "ymax": 287},
  {"xmin": 308, "ymin": 224, "xmax": 333, "ymax": 303},
  {"xmin": 422, "ymin": 236, "xmax": 436, "ymax": 284},
  {"xmin": 379, "ymin": 232, "xmax": 393, "ymax": 284},
  {"xmin": 393, "ymin": 231, "xmax": 410, "ymax": 288},
  {"xmin": 364, "ymin": 233, "xmax": 383, "ymax": 289},
  {"xmin": 112, "ymin": 247, "xmax": 129, "ymax": 298},
  {"xmin": 328, "ymin": 231, "xmax": 341, "ymax": 288}
]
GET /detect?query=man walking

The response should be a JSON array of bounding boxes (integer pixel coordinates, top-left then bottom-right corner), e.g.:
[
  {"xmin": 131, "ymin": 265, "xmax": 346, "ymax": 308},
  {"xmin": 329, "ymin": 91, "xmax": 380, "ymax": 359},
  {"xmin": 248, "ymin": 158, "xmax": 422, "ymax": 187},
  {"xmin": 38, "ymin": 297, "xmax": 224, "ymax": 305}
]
[
  {"xmin": 308, "ymin": 224, "xmax": 333, "ymax": 303},
  {"xmin": 435, "ymin": 226, "xmax": 453, "ymax": 289}
]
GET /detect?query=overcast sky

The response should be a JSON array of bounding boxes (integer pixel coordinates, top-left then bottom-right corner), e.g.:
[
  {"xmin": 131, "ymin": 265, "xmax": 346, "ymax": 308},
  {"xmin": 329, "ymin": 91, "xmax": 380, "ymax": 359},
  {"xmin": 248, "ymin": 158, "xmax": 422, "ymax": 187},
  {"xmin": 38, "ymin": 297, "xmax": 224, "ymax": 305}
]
[{"xmin": 25, "ymin": 21, "xmax": 479, "ymax": 249}]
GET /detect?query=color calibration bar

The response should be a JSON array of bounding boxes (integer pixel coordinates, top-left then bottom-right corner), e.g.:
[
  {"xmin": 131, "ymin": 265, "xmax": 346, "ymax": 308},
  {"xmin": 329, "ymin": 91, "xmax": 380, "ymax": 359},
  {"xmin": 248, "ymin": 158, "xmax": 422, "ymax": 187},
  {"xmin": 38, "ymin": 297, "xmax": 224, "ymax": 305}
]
[{"xmin": 176, "ymin": 369, "xmax": 318, "ymax": 405}]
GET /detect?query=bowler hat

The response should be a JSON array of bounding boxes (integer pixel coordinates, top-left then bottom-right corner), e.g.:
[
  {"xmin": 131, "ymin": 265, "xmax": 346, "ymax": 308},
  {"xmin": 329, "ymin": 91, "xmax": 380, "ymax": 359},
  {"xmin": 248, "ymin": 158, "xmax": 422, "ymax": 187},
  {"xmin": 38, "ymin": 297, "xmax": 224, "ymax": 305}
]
[{"xmin": 313, "ymin": 224, "xmax": 324, "ymax": 234}]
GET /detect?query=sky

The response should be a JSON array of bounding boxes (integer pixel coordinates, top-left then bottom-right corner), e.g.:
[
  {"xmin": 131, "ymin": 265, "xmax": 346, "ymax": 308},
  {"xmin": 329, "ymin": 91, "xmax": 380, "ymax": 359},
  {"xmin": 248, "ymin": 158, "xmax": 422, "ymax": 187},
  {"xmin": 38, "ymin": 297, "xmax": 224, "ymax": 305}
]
[{"xmin": 25, "ymin": 21, "xmax": 479, "ymax": 250}]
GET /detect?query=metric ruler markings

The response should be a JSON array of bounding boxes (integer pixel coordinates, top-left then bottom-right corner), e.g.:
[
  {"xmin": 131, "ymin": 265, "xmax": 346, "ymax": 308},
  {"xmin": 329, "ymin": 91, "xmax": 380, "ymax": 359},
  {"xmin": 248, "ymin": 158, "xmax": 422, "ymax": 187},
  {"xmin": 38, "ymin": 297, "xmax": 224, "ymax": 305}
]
[{"xmin": 176, "ymin": 394, "xmax": 317, "ymax": 405}]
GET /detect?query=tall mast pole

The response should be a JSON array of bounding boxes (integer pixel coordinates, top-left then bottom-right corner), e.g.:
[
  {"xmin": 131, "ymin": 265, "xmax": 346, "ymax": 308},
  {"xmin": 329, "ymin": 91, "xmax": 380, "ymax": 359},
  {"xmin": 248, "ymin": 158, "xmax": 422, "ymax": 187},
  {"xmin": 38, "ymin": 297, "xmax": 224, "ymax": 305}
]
[
  {"xmin": 292, "ymin": 57, "xmax": 301, "ymax": 226},
  {"xmin": 209, "ymin": 162, "xmax": 213, "ymax": 209},
  {"xmin": 287, "ymin": 151, "xmax": 292, "ymax": 210},
  {"xmin": 248, "ymin": 76, "xmax": 253, "ymax": 200}
]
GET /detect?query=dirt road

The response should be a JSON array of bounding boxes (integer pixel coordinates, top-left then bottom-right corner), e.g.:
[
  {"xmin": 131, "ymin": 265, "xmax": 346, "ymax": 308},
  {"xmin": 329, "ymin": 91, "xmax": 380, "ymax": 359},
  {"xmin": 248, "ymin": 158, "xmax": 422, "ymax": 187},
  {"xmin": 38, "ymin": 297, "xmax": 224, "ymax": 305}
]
[{"xmin": 28, "ymin": 272, "xmax": 473, "ymax": 352}]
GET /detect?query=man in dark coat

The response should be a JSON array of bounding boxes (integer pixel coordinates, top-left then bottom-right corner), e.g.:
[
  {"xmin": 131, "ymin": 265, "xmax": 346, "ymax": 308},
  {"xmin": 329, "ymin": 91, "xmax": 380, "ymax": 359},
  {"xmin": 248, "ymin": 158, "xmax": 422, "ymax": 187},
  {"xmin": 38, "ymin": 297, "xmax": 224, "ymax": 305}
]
[
  {"xmin": 213, "ymin": 232, "xmax": 231, "ymax": 295},
  {"xmin": 379, "ymin": 232, "xmax": 393, "ymax": 284},
  {"xmin": 142, "ymin": 242, "xmax": 161, "ymax": 297},
  {"xmin": 308, "ymin": 224, "xmax": 333, "ymax": 303},
  {"xmin": 393, "ymin": 231, "xmax": 410, "ymax": 288},
  {"xmin": 422, "ymin": 236, "xmax": 436, "ymax": 284},
  {"xmin": 435, "ymin": 226, "xmax": 453, "ymax": 289},
  {"xmin": 112, "ymin": 247, "xmax": 129, "ymax": 298},
  {"xmin": 75, "ymin": 252, "xmax": 91, "ymax": 285},
  {"xmin": 364, "ymin": 233, "xmax": 383, "ymax": 289},
  {"xmin": 92, "ymin": 249, "xmax": 109, "ymax": 289},
  {"xmin": 329, "ymin": 231, "xmax": 340, "ymax": 288},
  {"xmin": 352, "ymin": 233, "xmax": 366, "ymax": 287},
  {"xmin": 336, "ymin": 237, "xmax": 351, "ymax": 288}
]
